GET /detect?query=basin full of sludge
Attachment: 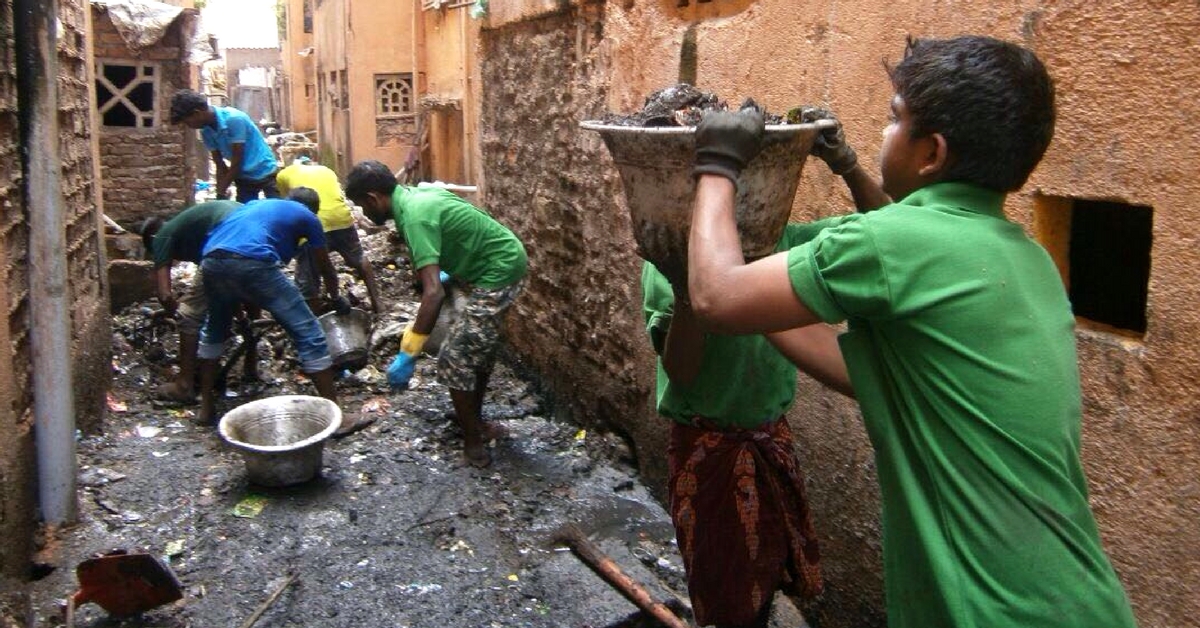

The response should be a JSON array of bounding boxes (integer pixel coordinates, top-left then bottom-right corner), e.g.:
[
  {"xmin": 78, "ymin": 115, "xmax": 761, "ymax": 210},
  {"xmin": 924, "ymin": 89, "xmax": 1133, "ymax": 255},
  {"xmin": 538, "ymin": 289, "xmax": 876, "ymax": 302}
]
[
  {"xmin": 579, "ymin": 119, "xmax": 835, "ymax": 289},
  {"xmin": 218, "ymin": 395, "xmax": 342, "ymax": 487}
]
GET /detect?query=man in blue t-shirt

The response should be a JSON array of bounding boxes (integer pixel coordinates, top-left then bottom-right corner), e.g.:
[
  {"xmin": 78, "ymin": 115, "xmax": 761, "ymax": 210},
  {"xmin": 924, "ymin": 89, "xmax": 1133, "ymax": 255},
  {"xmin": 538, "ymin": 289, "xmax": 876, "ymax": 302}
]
[
  {"xmin": 196, "ymin": 189, "xmax": 369, "ymax": 436},
  {"xmin": 171, "ymin": 89, "xmax": 279, "ymax": 203}
]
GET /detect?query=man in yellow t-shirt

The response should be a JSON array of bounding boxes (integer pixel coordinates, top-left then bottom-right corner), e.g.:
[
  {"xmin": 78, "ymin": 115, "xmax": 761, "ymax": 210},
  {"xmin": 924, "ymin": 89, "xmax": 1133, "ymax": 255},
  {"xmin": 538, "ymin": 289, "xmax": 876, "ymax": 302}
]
[{"xmin": 276, "ymin": 158, "xmax": 381, "ymax": 313}]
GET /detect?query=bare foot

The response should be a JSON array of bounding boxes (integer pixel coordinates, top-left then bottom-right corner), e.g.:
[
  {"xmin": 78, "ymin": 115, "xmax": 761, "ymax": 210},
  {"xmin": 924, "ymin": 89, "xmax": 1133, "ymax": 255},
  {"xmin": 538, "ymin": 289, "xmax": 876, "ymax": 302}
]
[
  {"xmin": 155, "ymin": 380, "xmax": 195, "ymax": 403},
  {"xmin": 198, "ymin": 402, "xmax": 217, "ymax": 425},
  {"xmin": 481, "ymin": 422, "xmax": 508, "ymax": 441},
  {"xmin": 333, "ymin": 412, "xmax": 376, "ymax": 438},
  {"xmin": 464, "ymin": 444, "xmax": 492, "ymax": 468}
]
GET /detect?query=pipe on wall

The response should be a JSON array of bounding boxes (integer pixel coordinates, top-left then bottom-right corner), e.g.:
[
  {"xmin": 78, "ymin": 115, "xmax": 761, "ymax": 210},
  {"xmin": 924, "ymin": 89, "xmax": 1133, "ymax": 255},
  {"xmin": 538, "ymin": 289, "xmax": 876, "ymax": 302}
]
[{"xmin": 14, "ymin": 0, "xmax": 79, "ymax": 524}]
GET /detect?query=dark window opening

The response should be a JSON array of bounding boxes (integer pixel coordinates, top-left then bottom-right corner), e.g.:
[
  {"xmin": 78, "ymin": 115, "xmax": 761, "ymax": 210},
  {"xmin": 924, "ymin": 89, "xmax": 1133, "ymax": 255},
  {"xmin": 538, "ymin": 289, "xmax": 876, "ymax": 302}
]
[
  {"xmin": 128, "ymin": 82, "xmax": 154, "ymax": 111},
  {"xmin": 96, "ymin": 61, "xmax": 158, "ymax": 128},
  {"xmin": 103, "ymin": 64, "xmax": 136, "ymax": 86},
  {"xmin": 303, "ymin": 0, "xmax": 313, "ymax": 33},
  {"xmin": 1067, "ymin": 200, "xmax": 1153, "ymax": 334},
  {"xmin": 102, "ymin": 103, "xmax": 137, "ymax": 127}
]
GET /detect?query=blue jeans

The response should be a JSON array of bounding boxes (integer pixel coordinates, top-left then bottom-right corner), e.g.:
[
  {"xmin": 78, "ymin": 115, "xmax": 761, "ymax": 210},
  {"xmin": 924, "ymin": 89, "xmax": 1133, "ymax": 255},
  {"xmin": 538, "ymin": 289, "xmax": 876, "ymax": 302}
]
[
  {"xmin": 198, "ymin": 255, "xmax": 332, "ymax": 372},
  {"xmin": 234, "ymin": 174, "xmax": 280, "ymax": 204}
]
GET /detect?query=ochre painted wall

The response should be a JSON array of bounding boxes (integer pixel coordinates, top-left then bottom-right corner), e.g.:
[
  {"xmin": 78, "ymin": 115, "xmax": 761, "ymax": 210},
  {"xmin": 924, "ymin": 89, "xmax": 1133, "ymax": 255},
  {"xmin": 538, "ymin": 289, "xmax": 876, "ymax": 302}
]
[
  {"xmin": 480, "ymin": 1, "xmax": 1200, "ymax": 627},
  {"xmin": 280, "ymin": 0, "xmax": 316, "ymax": 132}
]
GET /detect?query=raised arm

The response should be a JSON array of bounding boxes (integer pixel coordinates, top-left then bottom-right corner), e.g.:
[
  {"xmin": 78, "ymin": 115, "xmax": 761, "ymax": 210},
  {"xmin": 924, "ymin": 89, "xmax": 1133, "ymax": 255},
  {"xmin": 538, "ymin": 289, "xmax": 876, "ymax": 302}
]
[{"xmin": 766, "ymin": 324, "xmax": 854, "ymax": 398}]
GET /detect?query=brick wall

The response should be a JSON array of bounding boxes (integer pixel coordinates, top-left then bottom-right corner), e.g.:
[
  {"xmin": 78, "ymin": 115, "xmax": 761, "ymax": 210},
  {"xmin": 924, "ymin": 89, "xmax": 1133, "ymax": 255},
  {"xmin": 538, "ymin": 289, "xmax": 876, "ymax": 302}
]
[
  {"xmin": 0, "ymin": 0, "xmax": 110, "ymax": 592},
  {"xmin": 92, "ymin": 6, "xmax": 196, "ymax": 225}
]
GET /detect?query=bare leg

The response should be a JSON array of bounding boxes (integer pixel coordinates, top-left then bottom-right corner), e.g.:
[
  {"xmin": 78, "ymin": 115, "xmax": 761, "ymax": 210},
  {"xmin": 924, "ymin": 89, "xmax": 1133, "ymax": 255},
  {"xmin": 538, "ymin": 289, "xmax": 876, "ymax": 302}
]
[
  {"xmin": 357, "ymin": 261, "xmax": 383, "ymax": 315},
  {"xmin": 311, "ymin": 367, "xmax": 374, "ymax": 437},
  {"xmin": 308, "ymin": 367, "xmax": 338, "ymax": 404},
  {"xmin": 450, "ymin": 387, "xmax": 490, "ymax": 467},
  {"xmin": 197, "ymin": 358, "xmax": 219, "ymax": 424},
  {"xmin": 157, "ymin": 331, "xmax": 199, "ymax": 401}
]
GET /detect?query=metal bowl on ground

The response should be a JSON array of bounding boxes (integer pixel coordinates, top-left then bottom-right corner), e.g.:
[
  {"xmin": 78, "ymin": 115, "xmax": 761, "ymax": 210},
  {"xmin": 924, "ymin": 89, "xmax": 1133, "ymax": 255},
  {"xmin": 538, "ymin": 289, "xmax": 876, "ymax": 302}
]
[
  {"xmin": 318, "ymin": 308, "xmax": 371, "ymax": 370},
  {"xmin": 579, "ymin": 120, "xmax": 834, "ymax": 292},
  {"xmin": 218, "ymin": 395, "xmax": 342, "ymax": 487}
]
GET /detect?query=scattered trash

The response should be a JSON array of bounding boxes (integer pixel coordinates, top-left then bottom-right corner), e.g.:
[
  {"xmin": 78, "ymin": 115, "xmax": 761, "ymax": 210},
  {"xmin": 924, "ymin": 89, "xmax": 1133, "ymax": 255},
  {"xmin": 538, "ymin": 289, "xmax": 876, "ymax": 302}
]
[
  {"xmin": 398, "ymin": 582, "xmax": 443, "ymax": 595},
  {"xmin": 106, "ymin": 393, "xmax": 127, "ymax": 413},
  {"xmin": 574, "ymin": 429, "xmax": 587, "ymax": 441},
  {"xmin": 136, "ymin": 425, "xmax": 162, "ymax": 438},
  {"xmin": 361, "ymin": 397, "xmax": 390, "ymax": 414},
  {"xmin": 506, "ymin": 574, "xmax": 519, "ymax": 582},
  {"xmin": 78, "ymin": 467, "xmax": 127, "ymax": 487},
  {"xmin": 151, "ymin": 451, "xmax": 170, "ymax": 458},
  {"xmin": 164, "ymin": 540, "xmax": 185, "ymax": 558},
  {"xmin": 232, "ymin": 494, "xmax": 269, "ymax": 519}
]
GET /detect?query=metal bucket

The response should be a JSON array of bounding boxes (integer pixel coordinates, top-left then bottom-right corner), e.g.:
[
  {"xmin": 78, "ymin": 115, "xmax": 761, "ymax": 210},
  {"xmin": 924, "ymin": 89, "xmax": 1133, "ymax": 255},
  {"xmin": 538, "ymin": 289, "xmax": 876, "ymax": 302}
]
[
  {"xmin": 318, "ymin": 308, "xmax": 371, "ymax": 370},
  {"xmin": 218, "ymin": 395, "xmax": 342, "ymax": 487},
  {"xmin": 580, "ymin": 120, "xmax": 833, "ymax": 290}
]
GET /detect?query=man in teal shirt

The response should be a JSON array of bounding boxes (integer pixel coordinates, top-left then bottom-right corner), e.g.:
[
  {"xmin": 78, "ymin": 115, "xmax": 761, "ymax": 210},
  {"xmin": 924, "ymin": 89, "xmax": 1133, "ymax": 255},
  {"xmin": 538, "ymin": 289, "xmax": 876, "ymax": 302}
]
[
  {"xmin": 686, "ymin": 36, "xmax": 1136, "ymax": 628},
  {"xmin": 346, "ymin": 161, "xmax": 527, "ymax": 467},
  {"xmin": 171, "ymin": 89, "xmax": 279, "ymax": 203}
]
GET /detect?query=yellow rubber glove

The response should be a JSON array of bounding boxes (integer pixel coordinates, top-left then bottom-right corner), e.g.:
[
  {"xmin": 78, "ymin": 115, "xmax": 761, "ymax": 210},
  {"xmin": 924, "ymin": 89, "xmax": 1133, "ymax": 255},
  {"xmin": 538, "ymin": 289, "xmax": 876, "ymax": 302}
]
[{"xmin": 400, "ymin": 325, "xmax": 430, "ymax": 356}]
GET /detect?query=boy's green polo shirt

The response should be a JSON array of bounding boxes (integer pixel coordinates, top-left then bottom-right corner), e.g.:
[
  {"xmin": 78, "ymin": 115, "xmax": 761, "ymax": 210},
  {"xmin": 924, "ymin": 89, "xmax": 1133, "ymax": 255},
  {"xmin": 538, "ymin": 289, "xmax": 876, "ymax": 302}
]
[
  {"xmin": 786, "ymin": 182, "xmax": 1135, "ymax": 628},
  {"xmin": 151, "ymin": 200, "xmax": 240, "ymax": 267},
  {"xmin": 643, "ymin": 220, "xmax": 838, "ymax": 428},
  {"xmin": 390, "ymin": 186, "xmax": 527, "ymax": 289}
]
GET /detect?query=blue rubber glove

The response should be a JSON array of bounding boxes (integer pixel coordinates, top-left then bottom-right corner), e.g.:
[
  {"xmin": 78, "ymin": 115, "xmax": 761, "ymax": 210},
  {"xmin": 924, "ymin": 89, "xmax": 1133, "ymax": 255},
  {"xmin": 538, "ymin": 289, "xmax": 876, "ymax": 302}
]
[
  {"xmin": 387, "ymin": 352, "xmax": 417, "ymax": 388},
  {"xmin": 438, "ymin": 271, "xmax": 451, "ymax": 284}
]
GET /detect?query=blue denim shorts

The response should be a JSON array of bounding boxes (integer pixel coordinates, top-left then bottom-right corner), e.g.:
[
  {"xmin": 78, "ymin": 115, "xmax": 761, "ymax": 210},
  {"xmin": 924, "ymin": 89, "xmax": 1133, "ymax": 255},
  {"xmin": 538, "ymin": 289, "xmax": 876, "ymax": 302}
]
[{"xmin": 198, "ymin": 254, "xmax": 332, "ymax": 372}]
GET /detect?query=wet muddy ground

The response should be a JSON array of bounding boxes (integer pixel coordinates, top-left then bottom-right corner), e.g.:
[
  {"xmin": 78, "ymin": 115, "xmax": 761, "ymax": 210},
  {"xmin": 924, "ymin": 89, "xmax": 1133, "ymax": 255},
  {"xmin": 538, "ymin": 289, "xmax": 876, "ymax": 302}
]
[
  {"xmin": 25, "ymin": 229, "xmax": 813, "ymax": 628},
  {"xmin": 26, "ymin": 230, "xmax": 697, "ymax": 628}
]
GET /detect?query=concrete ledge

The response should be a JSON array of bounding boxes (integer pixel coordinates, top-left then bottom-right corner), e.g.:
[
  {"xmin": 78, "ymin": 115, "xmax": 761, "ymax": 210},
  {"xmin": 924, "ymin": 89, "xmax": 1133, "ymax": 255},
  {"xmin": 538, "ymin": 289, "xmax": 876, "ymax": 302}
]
[{"xmin": 107, "ymin": 259, "xmax": 154, "ymax": 312}]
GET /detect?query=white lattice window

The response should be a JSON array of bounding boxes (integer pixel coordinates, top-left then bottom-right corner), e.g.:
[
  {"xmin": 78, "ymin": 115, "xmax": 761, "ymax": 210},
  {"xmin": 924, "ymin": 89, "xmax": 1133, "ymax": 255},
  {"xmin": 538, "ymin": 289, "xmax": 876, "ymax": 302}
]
[
  {"xmin": 375, "ymin": 73, "xmax": 414, "ymax": 118},
  {"xmin": 96, "ymin": 60, "xmax": 159, "ymax": 128}
]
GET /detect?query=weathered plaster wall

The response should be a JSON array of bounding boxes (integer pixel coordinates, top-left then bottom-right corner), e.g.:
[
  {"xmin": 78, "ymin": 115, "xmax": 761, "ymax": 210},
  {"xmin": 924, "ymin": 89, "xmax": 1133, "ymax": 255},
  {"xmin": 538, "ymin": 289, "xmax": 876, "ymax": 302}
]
[
  {"xmin": 0, "ymin": 0, "xmax": 34, "ymax": 596},
  {"xmin": 480, "ymin": 4, "xmax": 673, "ymax": 479},
  {"xmin": 0, "ymin": 0, "xmax": 110, "ymax": 596},
  {"xmin": 280, "ymin": 0, "xmax": 315, "ymax": 132},
  {"xmin": 421, "ymin": 4, "xmax": 482, "ymax": 185},
  {"xmin": 481, "ymin": 1, "xmax": 1200, "ymax": 627},
  {"xmin": 92, "ymin": 7, "xmax": 196, "ymax": 224}
]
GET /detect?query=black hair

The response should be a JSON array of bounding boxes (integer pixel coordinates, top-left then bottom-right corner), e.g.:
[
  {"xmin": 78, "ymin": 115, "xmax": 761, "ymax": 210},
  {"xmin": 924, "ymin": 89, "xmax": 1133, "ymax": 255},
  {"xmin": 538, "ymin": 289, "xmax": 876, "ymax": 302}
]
[
  {"xmin": 140, "ymin": 216, "xmax": 164, "ymax": 257},
  {"xmin": 169, "ymin": 89, "xmax": 209, "ymax": 124},
  {"xmin": 887, "ymin": 35, "xmax": 1056, "ymax": 192},
  {"xmin": 344, "ymin": 160, "xmax": 398, "ymax": 204},
  {"xmin": 287, "ymin": 187, "xmax": 322, "ymax": 214}
]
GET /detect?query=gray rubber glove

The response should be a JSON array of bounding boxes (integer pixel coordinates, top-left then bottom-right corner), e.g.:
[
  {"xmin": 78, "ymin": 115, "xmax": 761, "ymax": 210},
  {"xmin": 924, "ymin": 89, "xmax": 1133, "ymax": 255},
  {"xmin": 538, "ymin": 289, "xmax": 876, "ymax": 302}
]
[
  {"xmin": 693, "ymin": 106, "xmax": 765, "ymax": 185},
  {"xmin": 802, "ymin": 108, "xmax": 858, "ymax": 175}
]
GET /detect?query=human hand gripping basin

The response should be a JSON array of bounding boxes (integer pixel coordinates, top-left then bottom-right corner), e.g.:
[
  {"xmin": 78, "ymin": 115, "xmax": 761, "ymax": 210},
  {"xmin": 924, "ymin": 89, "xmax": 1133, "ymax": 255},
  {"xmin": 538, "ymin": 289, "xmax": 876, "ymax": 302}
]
[{"xmin": 579, "ymin": 119, "xmax": 835, "ymax": 292}]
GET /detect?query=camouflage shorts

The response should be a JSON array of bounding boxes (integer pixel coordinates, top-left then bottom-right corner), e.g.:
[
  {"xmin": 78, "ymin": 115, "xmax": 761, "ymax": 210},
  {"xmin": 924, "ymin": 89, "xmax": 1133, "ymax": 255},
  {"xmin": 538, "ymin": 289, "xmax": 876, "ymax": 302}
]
[
  {"xmin": 437, "ymin": 279, "xmax": 524, "ymax": 391},
  {"xmin": 177, "ymin": 267, "xmax": 209, "ymax": 334}
]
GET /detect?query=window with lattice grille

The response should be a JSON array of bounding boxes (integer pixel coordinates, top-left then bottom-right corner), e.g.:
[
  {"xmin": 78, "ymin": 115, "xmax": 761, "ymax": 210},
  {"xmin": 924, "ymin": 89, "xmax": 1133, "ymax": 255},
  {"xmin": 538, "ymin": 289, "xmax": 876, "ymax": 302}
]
[
  {"xmin": 375, "ymin": 73, "xmax": 414, "ymax": 118},
  {"xmin": 96, "ymin": 60, "xmax": 158, "ymax": 128}
]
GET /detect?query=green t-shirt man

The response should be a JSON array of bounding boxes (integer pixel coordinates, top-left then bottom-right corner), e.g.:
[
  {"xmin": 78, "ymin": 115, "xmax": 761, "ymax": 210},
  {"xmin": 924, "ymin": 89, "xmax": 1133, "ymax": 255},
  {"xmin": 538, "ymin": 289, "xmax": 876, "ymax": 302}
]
[
  {"xmin": 151, "ymin": 200, "xmax": 240, "ymax": 266},
  {"xmin": 786, "ymin": 182, "xmax": 1136, "ymax": 628},
  {"xmin": 643, "ymin": 220, "xmax": 837, "ymax": 428},
  {"xmin": 390, "ymin": 186, "xmax": 526, "ymax": 288}
]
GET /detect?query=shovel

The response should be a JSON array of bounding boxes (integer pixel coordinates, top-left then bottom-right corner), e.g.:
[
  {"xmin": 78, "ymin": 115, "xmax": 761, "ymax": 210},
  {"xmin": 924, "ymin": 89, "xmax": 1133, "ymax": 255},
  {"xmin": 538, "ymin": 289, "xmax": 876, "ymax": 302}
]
[{"xmin": 64, "ymin": 550, "xmax": 183, "ymax": 624}]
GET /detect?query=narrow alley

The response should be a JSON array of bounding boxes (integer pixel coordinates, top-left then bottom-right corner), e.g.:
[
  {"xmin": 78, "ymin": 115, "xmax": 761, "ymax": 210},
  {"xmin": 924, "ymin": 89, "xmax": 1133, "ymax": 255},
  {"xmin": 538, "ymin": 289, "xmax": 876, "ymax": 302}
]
[{"xmin": 28, "ymin": 233, "xmax": 698, "ymax": 627}]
